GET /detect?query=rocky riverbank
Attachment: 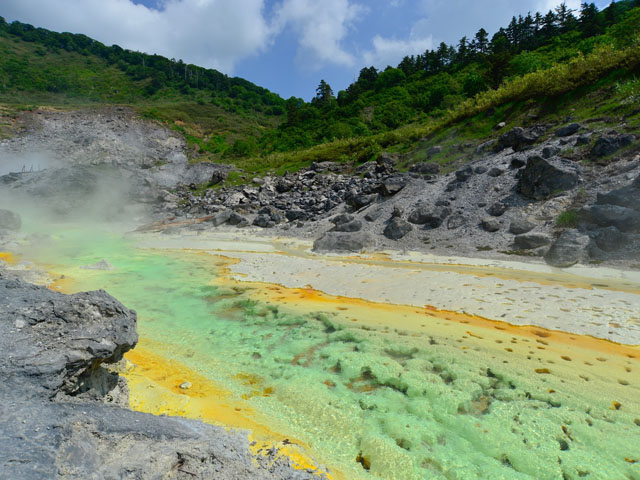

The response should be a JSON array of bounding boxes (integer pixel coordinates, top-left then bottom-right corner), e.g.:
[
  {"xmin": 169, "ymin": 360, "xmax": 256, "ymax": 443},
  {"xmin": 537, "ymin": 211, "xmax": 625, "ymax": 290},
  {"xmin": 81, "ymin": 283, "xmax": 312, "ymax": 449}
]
[{"xmin": 0, "ymin": 267, "xmax": 323, "ymax": 479}]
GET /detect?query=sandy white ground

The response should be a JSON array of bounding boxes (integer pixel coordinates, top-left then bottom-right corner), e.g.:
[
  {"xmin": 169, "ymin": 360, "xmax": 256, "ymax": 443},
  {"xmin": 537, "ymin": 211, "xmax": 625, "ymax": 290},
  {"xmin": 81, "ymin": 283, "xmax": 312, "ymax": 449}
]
[{"xmin": 137, "ymin": 229, "xmax": 640, "ymax": 345}]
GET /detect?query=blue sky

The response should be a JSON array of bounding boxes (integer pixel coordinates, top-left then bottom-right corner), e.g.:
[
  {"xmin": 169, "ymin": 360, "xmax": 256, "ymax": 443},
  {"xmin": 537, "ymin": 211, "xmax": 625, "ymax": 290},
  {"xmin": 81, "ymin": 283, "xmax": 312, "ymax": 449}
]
[{"xmin": 3, "ymin": 0, "xmax": 611, "ymax": 100}]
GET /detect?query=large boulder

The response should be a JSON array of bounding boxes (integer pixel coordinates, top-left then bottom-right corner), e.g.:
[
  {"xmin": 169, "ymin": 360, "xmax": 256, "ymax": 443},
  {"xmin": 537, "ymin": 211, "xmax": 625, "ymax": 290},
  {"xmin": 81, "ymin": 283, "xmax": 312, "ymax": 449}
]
[
  {"xmin": 0, "ymin": 209, "xmax": 21, "ymax": 231},
  {"xmin": 513, "ymin": 233, "xmax": 552, "ymax": 250},
  {"xmin": 593, "ymin": 226, "xmax": 626, "ymax": 252},
  {"xmin": 518, "ymin": 156, "xmax": 580, "ymax": 200},
  {"xmin": 591, "ymin": 134, "xmax": 634, "ymax": 157},
  {"xmin": 497, "ymin": 126, "xmax": 544, "ymax": 151},
  {"xmin": 578, "ymin": 204, "xmax": 640, "ymax": 233},
  {"xmin": 544, "ymin": 230, "xmax": 590, "ymax": 267},
  {"xmin": 383, "ymin": 218, "xmax": 413, "ymax": 240},
  {"xmin": 596, "ymin": 179, "xmax": 640, "ymax": 211},
  {"xmin": 313, "ymin": 231, "xmax": 376, "ymax": 253},
  {"xmin": 408, "ymin": 205, "xmax": 451, "ymax": 228},
  {"xmin": 332, "ymin": 219, "xmax": 363, "ymax": 233},
  {"xmin": 556, "ymin": 123, "xmax": 581, "ymax": 137},
  {"xmin": 509, "ymin": 217, "xmax": 536, "ymax": 235},
  {"xmin": 544, "ymin": 229, "xmax": 591, "ymax": 268},
  {"xmin": 377, "ymin": 175, "xmax": 409, "ymax": 196}
]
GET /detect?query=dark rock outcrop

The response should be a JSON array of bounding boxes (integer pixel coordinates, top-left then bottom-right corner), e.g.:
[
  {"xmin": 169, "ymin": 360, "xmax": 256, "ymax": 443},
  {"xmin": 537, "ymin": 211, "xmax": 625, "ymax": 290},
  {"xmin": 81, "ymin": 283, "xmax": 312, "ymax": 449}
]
[
  {"xmin": 518, "ymin": 156, "xmax": 580, "ymax": 200},
  {"xmin": 497, "ymin": 126, "xmax": 545, "ymax": 151},
  {"xmin": 384, "ymin": 218, "xmax": 413, "ymax": 240},
  {"xmin": 408, "ymin": 205, "xmax": 451, "ymax": 228},
  {"xmin": 556, "ymin": 123, "xmax": 581, "ymax": 137},
  {"xmin": 591, "ymin": 134, "xmax": 634, "ymax": 157}
]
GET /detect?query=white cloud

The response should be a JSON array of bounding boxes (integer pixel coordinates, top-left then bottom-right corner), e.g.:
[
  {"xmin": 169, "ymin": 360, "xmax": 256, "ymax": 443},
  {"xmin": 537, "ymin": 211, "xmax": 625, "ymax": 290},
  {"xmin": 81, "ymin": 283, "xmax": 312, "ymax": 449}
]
[
  {"xmin": 1, "ymin": 0, "xmax": 274, "ymax": 73},
  {"xmin": 363, "ymin": 34, "xmax": 434, "ymax": 69},
  {"xmin": 273, "ymin": 0, "xmax": 366, "ymax": 69}
]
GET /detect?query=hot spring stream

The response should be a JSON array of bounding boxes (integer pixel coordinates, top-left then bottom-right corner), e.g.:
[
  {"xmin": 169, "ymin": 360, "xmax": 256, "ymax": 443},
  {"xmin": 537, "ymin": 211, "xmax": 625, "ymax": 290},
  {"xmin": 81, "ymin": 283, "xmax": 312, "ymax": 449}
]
[{"xmin": 7, "ymin": 220, "xmax": 640, "ymax": 480}]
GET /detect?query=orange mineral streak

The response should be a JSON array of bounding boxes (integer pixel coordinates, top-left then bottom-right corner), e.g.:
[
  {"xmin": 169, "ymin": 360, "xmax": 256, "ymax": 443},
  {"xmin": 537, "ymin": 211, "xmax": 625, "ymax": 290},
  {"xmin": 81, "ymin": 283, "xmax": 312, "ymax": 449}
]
[
  {"xmin": 0, "ymin": 252, "xmax": 17, "ymax": 264},
  {"xmin": 124, "ymin": 342, "xmax": 334, "ymax": 479},
  {"xmin": 216, "ymin": 271, "xmax": 640, "ymax": 361}
]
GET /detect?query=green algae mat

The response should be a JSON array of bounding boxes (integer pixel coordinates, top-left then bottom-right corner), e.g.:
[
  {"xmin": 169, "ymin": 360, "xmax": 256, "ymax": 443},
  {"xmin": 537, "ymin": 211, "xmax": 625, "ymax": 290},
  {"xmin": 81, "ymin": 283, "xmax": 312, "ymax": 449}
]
[{"xmin": 14, "ymin": 224, "xmax": 640, "ymax": 480}]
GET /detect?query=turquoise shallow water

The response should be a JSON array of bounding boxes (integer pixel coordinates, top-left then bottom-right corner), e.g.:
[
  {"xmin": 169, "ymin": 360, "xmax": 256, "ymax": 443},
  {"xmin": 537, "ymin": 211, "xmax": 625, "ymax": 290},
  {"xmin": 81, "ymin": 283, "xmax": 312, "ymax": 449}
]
[{"xmin": 13, "ymin": 222, "xmax": 640, "ymax": 480}]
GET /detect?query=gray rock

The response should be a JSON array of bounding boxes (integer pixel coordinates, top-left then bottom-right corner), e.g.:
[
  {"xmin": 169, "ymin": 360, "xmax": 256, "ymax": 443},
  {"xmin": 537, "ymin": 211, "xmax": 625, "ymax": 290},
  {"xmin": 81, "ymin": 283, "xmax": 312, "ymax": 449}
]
[
  {"xmin": 513, "ymin": 233, "xmax": 552, "ymax": 249},
  {"xmin": 556, "ymin": 123, "xmax": 581, "ymax": 137},
  {"xmin": 332, "ymin": 219, "xmax": 363, "ymax": 233},
  {"xmin": 541, "ymin": 146, "xmax": 559, "ymax": 159},
  {"xmin": 591, "ymin": 134, "xmax": 635, "ymax": 157},
  {"xmin": 346, "ymin": 192, "xmax": 377, "ymax": 209},
  {"xmin": 487, "ymin": 167, "xmax": 504, "ymax": 177},
  {"xmin": 594, "ymin": 226, "xmax": 626, "ymax": 252},
  {"xmin": 364, "ymin": 208, "xmax": 383, "ymax": 222},
  {"xmin": 455, "ymin": 166, "xmax": 474, "ymax": 182},
  {"xmin": 487, "ymin": 202, "xmax": 508, "ymax": 217},
  {"xmin": 330, "ymin": 213, "xmax": 355, "ymax": 225},
  {"xmin": 252, "ymin": 214, "xmax": 275, "ymax": 228},
  {"xmin": 408, "ymin": 205, "xmax": 451, "ymax": 228},
  {"xmin": 0, "ymin": 209, "xmax": 21, "ymax": 231},
  {"xmin": 575, "ymin": 134, "xmax": 590, "ymax": 146},
  {"xmin": 509, "ymin": 218, "xmax": 536, "ymax": 235},
  {"xmin": 579, "ymin": 204, "xmax": 640, "ymax": 232},
  {"xmin": 285, "ymin": 209, "xmax": 309, "ymax": 222},
  {"xmin": 384, "ymin": 218, "xmax": 413, "ymax": 240},
  {"xmin": 210, "ymin": 209, "xmax": 232, "ymax": 226},
  {"xmin": 377, "ymin": 175, "xmax": 409, "ymax": 196},
  {"xmin": 497, "ymin": 126, "xmax": 544, "ymax": 151},
  {"xmin": 596, "ymin": 180, "xmax": 640, "ymax": 211},
  {"xmin": 313, "ymin": 231, "xmax": 376, "ymax": 253},
  {"xmin": 544, "ymin": 230, "xmax": 590, "ymax": 267},
  {"xmin": 410, "ymin": 162, "xmax": 440, "ymax": 175},
  {"xmin": 481, "ymin": 218, "xmax": 500, "ymax": 232},
  {"xmin": 446, "ymin": 214, "xmax": 466, "ymax": 230},
  {"xmin": 227, "ymin": 211, "xmax": 247, "ymax": 226},
  {"xmin": 518, "ymin": 156, "xmax": 580, "ymax": 200}
]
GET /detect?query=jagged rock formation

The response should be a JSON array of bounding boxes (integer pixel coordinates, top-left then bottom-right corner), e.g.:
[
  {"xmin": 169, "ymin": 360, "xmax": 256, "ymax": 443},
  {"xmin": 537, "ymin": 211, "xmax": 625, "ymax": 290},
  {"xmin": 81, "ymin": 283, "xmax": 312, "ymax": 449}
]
[{"xmin": 0, "ymin": 271, "xmax": 322, "ymax": 479}]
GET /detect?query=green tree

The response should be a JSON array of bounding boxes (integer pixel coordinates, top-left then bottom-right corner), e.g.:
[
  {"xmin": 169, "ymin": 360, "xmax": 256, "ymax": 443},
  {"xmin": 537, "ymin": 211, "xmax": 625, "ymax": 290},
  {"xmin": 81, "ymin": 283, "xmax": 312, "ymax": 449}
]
[{"xmin": 313, "ymin": 79, "xmax": 334, "ymax": 106}]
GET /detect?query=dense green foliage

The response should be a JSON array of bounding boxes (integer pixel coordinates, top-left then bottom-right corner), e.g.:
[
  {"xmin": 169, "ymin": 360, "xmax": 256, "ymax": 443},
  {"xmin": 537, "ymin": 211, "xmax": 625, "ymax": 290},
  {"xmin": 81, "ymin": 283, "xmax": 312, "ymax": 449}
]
[
  {"xmin": 0, "ymin": 15, "xmax": 284, "ymax": 114},
  {"xmin": 256, "ymin": 1, "xmax": 640, "ymax": 156}
]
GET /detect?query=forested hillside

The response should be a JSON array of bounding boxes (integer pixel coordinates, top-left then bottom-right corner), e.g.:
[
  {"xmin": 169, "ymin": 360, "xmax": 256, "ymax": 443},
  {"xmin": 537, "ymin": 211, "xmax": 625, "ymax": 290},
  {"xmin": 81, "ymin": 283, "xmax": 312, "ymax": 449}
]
[
  {"xmin": 259, "ymin": 1, "xmax": 640, "ymax": 155},
  {"xmin": 1, "ymin": 1, "xmax": 639, "ymax": 169}
]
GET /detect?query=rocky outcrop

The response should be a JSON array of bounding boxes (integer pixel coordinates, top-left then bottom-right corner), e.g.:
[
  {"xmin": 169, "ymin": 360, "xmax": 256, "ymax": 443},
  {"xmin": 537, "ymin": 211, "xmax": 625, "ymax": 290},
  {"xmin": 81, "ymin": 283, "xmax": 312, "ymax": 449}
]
[
  {"xmin": 591, "ymin": 133, "xmax": 635, "ymax": 157},
  {"xmin": 517, "ymin": 156, "xmax": 580, "ymax": 200},
  {"xmin": 0, "ymin": 272, "xmax": 322, "ymax": 479}
]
